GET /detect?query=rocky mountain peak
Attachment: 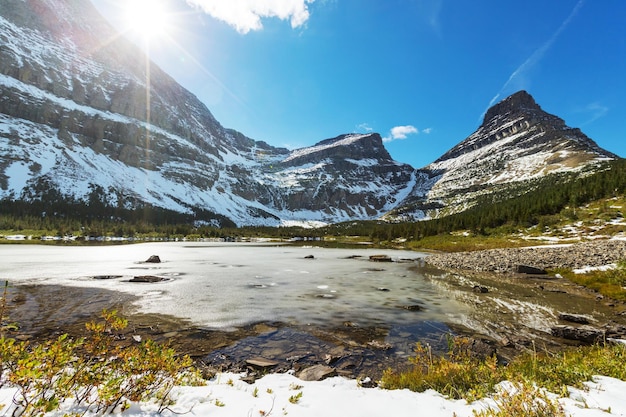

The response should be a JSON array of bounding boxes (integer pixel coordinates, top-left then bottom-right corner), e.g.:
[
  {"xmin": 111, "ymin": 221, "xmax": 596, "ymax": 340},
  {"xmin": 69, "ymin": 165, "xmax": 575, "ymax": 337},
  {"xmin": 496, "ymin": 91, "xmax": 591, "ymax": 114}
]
[
  {"xmin": 483, "ymin": 90, "xmax": 540, "ymax": 124},
  {"xmin": 0, "ymin": 0, "xmax": 419, "ymax": 226},
  {"xmin": 0, "ymin": 1, "xmax": 619, "ymax": 227},
  {"xmin": 281, "ymin": 133, "xmax": 392, "ymax": 167}
]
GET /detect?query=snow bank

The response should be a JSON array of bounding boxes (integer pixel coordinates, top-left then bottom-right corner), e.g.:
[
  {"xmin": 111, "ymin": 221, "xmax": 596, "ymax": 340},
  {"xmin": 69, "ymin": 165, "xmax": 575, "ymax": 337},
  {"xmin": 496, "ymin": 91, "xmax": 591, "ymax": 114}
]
[{"xmin": 2, "ymin": 372, "xmax": 625, "ymax": 416}]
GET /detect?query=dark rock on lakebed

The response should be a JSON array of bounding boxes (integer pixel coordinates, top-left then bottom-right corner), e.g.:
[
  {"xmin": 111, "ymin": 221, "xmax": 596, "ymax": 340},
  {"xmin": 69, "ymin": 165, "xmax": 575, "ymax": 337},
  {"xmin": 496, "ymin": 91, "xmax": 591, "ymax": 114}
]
[
  {"xmin": 298, "ymin": 364, "xmax": 337, "ymax": 381},
  {"xmin": 369, "ymin": 254, "xmax": 392, "ymax": 262},
  {"xmin": 92, "ymin": 275, "xmax": 123, "ymax": 280},
  {"xmin": 129, "ymin": 275, "xmax": 167, "ymax": 283},
  {"xmin": 399, "ymin": 304, "xmax": 423, "ymax": 311},
  {"xmin": 246, "ymin": 357, "xmax": 279, "ymax": 369}
]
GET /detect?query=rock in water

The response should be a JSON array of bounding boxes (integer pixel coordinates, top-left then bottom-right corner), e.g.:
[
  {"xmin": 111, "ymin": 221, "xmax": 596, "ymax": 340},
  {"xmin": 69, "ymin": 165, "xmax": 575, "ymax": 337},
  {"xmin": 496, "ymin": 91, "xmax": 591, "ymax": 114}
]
[
  {"xmin": 297, "ymin": 365, "xmax": 337, "ymax": 381},
  {"xmin": 245, "ymin": 357, "xmax": 279, "ymax": 369},
  {"xmin": 369, "ymin": 255, "xmax": 392, "ymax": 262},
  {"xmin": 130, "ymin": 275, "xmax": 165, "ymax": 283},
  {"xmin": 145, "ymin": 255, "xmax": 161, "ymax": 263}
]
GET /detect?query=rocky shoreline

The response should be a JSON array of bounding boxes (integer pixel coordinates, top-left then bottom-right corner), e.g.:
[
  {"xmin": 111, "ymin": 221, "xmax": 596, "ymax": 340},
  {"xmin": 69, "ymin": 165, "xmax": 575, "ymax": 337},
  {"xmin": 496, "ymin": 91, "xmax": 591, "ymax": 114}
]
[{"xmin": 426, "ymin": 239, "xmax": 626, "ymax": 273}]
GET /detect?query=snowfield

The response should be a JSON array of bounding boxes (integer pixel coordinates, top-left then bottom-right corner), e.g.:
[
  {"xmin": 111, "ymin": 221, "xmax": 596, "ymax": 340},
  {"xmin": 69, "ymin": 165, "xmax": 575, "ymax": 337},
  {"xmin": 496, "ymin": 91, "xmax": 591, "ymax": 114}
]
[{"xmin": 1, "ymin": 372, "xmax": 625, "ymax": 416}]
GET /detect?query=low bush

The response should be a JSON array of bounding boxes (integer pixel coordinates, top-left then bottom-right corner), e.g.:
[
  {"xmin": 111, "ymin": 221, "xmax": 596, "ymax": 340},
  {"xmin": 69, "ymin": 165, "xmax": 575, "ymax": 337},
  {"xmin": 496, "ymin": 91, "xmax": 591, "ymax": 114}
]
[
  {"xmin": 0, "ymin": 307, "xmax": 202, "ymax": 415},
  {"xmin": 381, "ymin": 336, "xmax": 626, "ymax": 405},
  {"xmin": 472, "ymin": 381, "xmax": 566, "ymax": 417}
]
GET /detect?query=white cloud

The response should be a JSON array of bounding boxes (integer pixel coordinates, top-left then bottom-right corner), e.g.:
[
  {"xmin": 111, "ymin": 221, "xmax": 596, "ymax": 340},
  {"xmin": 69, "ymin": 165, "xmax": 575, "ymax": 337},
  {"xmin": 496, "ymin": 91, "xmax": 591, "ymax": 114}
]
[
  {"xmin": 383, "ymin": 125, "xmax": 419, "ymax": 143},
  {"xmin": 186, "ymin": 0, "xmax": 314, "ymax": 34}
]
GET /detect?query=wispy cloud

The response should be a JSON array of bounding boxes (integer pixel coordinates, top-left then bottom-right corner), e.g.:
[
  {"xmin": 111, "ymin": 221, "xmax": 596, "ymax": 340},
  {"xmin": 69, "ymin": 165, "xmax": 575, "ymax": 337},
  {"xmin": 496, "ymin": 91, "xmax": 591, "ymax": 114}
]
[
  {"xmin": 186, "ymin": 0, "xmax": 315, "ymax": 34},
  {"xmin": 487, "ymin": 0, "xmax": 585, "ymax": 109},
  {"xmin": 579, "ymin": 102, "xmax": 609, "ymax": 126},
  {"xmin": 356, "ymin": 123, "xmax": 374, "ymax": 133},
  {"xmin": 383, "ymin": 125, "xmax": 421, "ymax": 143}
]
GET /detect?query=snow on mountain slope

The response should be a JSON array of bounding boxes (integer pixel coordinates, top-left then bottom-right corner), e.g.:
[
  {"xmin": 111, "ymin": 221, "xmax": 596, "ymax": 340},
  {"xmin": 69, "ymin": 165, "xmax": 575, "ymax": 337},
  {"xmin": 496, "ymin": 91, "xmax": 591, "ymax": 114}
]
[
  {"xmin": 0, "ymin": 1, "xmax": 418, "ymax": 226},
  {"xmin": 388, "ymin": 91, "xmax": 617, "ymax": 221},
  {"xmin": 0, "ymin": 2, "xmax": 618, "ymax": 227},
  {"xmin": 427, "ymin": 91, "xmax": 615, "ymax": 201}
]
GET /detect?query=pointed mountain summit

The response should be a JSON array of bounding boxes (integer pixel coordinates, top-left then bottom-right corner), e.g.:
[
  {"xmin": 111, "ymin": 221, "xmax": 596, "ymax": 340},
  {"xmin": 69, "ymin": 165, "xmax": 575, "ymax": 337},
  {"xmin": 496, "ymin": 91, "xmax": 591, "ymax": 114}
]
[
  {"xmin": 391, "ymin": 91, "xmax": 617, "ymax": 221},
  {"xmin": 436, "ymin": 90, "xmax": 614, "ymax": 164},
  {"xmin": 483, "ymin": 90, "xmax": 541, "ymax": 123}
]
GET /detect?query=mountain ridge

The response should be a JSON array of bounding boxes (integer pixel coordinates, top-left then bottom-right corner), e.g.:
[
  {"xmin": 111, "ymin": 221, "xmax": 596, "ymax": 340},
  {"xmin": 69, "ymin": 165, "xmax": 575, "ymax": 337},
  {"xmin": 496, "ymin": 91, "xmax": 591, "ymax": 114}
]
[{"xmin": 0, "ymin": 0, "xmax": 620, "ymax": 227}]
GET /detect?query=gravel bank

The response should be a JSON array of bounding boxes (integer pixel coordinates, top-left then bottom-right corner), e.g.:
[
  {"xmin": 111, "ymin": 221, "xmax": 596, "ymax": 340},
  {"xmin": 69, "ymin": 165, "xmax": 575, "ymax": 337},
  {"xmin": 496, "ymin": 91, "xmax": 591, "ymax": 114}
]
[{"xmin": 426, "ymin": 239, "xmax": 626, "ymax": 273}]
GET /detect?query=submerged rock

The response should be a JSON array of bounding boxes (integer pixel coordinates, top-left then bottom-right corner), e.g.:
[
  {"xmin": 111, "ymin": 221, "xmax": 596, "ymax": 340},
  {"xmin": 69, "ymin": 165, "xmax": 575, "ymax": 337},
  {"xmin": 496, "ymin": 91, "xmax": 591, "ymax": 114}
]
[
  {"xmin": 369, "ymin": 255, "xmax": 392, "ymax": 262},
  {"xmin": 400, "ymin": 304, "xmax": 423, "ymax": 311},
  {"xmin": 92, "ymin": 275, "xmax": 123, "ymax": 280},
  {"xmin": 130, "ymin": 275, "xmax": 166, "ymax": 283},
  {"xmin": 298, "ymin": 364, "xmax": 336, "ymax": 381},
  {"xmin": 246, "ymin": 357, "xmax": 279, "ymax": 369}
]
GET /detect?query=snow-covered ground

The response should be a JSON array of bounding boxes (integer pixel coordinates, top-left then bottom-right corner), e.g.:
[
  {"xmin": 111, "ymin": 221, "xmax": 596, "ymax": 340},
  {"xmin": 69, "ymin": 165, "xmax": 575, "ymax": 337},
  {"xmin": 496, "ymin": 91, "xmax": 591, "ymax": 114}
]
[{"xmin": 1, "ymin": 372, "xmax": 625, "ymax": 416}]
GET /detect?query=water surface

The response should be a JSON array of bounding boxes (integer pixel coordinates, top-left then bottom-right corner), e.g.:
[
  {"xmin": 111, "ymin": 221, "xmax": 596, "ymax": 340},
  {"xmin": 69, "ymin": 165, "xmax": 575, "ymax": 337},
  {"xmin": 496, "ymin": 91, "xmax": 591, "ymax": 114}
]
[{"xmin": 0, "ymin": 242, "xmax": 468, "ymax": 331}]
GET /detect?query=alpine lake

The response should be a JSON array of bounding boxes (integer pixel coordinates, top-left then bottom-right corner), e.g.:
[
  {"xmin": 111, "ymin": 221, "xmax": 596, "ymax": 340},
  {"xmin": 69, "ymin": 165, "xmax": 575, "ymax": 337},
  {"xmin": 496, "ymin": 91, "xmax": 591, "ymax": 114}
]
[{"xmin": 1, "ymin": 242, "xmax": 623, "ymax": 379}]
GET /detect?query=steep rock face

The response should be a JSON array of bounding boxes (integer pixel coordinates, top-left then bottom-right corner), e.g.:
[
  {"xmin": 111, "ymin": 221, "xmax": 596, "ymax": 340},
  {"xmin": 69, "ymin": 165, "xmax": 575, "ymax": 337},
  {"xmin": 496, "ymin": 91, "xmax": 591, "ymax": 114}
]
[
  {"xmin": 390, "ymin": 91, "xmax": 617, "ymax": 221},
  {"xmin": 0, "ymin": 0, "xmax": 417, "ymax": 226},
  {"xmin": 268, "ymin": 134, "xmax": 416, "ymax": 218}
]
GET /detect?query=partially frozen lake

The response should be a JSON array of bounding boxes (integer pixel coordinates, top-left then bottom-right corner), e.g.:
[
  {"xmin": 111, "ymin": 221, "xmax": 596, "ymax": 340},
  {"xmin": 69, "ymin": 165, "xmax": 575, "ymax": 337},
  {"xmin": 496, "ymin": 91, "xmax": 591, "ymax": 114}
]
[{"xmin": 0, "ymin": 242, "xmax": 469, "ymax": 331}]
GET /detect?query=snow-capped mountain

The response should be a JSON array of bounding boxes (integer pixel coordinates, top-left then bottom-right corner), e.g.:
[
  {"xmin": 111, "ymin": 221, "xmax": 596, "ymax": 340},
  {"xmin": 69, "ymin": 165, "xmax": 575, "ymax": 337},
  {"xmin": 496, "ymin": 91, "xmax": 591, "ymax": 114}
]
[
  {"xmin": 0, "ymin": 1, "xmax": 618, "ymax": 227},
  {"xmin": 0, "ymin": 0, "xmax": 416, "ymax": 226},
  {"xmin": 389, "ymin": 91, "xmax": 617, "ymax": 221}
]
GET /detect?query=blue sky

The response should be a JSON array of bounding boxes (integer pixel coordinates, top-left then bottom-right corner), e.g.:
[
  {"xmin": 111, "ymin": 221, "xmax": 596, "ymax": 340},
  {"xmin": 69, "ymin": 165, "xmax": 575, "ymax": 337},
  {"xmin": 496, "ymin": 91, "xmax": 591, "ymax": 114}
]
[{"xmin": 91, "ymin": 0, "xmax": 625, "ymax": 169}]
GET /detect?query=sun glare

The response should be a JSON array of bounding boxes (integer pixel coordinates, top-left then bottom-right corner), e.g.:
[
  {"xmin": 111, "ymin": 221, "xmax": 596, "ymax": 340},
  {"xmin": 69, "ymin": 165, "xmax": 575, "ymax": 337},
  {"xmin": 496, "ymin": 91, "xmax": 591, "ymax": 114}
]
[{"xmin": 125, "ymin": 0, "xmax": 170, "ymax": 41}]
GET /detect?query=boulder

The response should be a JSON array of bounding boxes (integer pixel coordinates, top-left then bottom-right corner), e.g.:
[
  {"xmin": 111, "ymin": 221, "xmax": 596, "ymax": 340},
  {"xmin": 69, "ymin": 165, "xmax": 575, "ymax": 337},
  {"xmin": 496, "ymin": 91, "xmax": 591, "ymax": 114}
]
[
  {"xmin": 515, "ymin": 264, "xmax": 547, "ymax": 275},
  {"xmin": 245, "ymin": 357, "xmax": 279, "ymax": 369},
  {"xmin": 145, "ymin": 255, "xmax": 161, "ymax": 263},
  {"xmin": 551, "ymin": 325, "xmax": 605, "ymax": 344},
  {"xmin": 297, "ymin": 364, "xmax": 336, "ymax": 381},
  {"xmin": 130, "ymin": 275, "xmax": 166, "ymax": 283},
  {"xmin": 369, "ymin": 255, "xmax": 392, "ymax": 262},
  {"xmin": 473, "ymin": 285, "xmax": 489, "ymax": 293},
  {"xmin": 558, "ymin": 313, "xmax": 590, "ymax": 325}
]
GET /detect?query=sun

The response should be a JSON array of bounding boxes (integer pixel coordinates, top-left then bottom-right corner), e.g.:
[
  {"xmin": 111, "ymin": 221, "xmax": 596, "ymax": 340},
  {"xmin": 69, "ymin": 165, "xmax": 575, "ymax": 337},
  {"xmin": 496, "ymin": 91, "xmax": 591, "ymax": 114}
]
[{"xmin": 124, "ymin": 0, "xmax": 171, "ymax": 41}]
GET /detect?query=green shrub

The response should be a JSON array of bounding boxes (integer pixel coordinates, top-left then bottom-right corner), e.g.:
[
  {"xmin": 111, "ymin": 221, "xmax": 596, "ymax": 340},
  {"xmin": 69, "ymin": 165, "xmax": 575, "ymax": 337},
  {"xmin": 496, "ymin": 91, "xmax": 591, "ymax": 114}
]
[
  {"xmin": 380, "ymin": 337, "xmax": 502, "ymax": 401},
  {"xmin": 0, "ymin": 308, "xmax": 202, "ymax": 415},
  {"xmin": 381, "ymin": 336, "xmax": 626, "ymax": 405},
  {"xmin": 473, "ymin": 381, "xmax": 566, "ymax": 417}
]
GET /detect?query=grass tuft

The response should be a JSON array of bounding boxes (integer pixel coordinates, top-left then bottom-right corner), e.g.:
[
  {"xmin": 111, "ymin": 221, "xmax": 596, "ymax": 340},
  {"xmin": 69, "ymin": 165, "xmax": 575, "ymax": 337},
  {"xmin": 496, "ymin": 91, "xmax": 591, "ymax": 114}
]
[{"xmin": 381, "ymin": 336, "xmax": 626, "ymax": 405}]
